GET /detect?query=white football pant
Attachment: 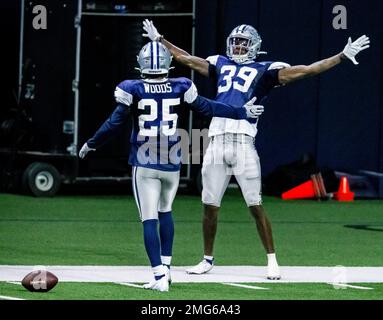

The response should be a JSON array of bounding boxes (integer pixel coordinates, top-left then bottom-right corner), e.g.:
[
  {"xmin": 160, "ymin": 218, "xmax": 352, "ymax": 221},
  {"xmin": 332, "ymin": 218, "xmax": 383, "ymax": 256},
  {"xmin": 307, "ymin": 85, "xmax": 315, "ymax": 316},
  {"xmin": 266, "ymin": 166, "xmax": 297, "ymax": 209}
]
[
  {"xmin": 202, "ymin": 133, "xmax": 262, "ymax": 207},
  {"xmin": 132, "ymin": 166, "xmax": 179, "ymax": 221}
]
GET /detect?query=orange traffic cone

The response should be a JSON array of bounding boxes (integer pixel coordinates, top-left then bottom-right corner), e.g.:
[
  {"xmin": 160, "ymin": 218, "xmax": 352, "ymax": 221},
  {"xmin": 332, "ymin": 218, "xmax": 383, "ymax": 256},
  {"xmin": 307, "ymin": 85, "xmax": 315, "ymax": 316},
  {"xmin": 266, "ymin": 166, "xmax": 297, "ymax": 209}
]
[
  {"xmin": 333, "ymin": 176, "xmax": 355, "ymax": 201},
  {"xmin": 282, "ymin": 180, "xmax": 316, "ymax": 200}
]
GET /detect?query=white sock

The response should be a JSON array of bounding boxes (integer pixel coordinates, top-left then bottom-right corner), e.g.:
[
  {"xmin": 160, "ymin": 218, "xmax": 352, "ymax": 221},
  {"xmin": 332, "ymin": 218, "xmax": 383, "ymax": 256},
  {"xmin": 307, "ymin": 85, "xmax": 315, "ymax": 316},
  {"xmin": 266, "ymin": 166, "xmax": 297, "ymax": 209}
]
[
  {"xmin": 204, "ymin": 255, "xmax": 214, "ymax": 263},
  {"xmin": 161, "ymin": 255, "xmax": 172, "ymax": 267},
  {"xmin": 152, "ymin": 265, "xmax": 167, "ymax": 279},
  {"xmin": 267, "ymin": 253, "xmax": 278, "ymax": 266}
]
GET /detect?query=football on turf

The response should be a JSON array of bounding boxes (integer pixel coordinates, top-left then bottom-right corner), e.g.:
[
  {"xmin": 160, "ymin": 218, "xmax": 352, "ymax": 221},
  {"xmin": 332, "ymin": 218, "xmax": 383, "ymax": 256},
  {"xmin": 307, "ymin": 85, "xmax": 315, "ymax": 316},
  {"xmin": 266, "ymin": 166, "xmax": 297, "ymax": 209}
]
[{"xmin": 21, "ymin": 270, "xmax": 58, "ymax": 292}]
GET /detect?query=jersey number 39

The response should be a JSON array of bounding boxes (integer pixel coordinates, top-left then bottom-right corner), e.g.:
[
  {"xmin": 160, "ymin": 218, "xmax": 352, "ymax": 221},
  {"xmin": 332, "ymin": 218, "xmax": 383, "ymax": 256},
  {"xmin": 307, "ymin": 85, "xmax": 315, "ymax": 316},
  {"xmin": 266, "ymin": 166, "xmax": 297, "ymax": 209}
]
[
  {"xmin": 138, "ymin": 98, "xmax": 179, "ymax": 137},
  {"xmin": 218, "ymin": 66, "xmax": 258, "ymax": 93}
]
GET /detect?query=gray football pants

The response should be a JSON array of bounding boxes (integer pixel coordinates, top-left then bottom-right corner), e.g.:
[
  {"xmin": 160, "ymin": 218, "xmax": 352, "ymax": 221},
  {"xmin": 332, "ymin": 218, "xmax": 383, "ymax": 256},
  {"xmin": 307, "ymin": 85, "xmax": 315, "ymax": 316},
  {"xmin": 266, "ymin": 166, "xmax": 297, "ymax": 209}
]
[{"xmin": 132, "ymin": 166, "xmax": 180, "ymax": 221}]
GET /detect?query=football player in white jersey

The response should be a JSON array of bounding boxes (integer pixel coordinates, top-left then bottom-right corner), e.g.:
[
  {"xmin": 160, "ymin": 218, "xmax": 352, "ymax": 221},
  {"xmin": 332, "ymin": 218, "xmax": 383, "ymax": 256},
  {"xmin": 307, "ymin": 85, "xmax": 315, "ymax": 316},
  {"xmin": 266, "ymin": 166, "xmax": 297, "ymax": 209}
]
[{"xmin": 142, "ymin": 19, "xmax": 370, "ymax": 280}]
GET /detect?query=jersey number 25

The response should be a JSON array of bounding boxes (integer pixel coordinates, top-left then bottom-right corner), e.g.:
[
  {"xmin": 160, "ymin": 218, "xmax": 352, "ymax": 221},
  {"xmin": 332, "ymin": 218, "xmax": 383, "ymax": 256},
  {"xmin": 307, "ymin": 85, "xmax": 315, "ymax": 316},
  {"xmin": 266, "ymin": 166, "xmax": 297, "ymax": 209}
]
[
  {"xmin": 218, "ymin": 66, "xmax": 258, "ymax": 93},
  {"xmin": 138, "ymin": 98, "xmax": 179, "ymax": 137}
]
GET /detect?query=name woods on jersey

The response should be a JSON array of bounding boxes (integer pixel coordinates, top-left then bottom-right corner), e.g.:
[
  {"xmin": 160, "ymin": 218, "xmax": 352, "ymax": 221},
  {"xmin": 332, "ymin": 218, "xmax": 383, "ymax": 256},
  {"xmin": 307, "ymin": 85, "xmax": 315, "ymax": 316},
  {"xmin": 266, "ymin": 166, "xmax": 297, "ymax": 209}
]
[
  {"xmin": 143, "ymin": 82, "xmax": 173, "ymax": 94},
  {"xmin": 142, "ymin": 17, "xmax": 371, "ymax": 281},
  {"xmin": 79, "ymin": 40, "xmax": 264, "ymax": 292}
]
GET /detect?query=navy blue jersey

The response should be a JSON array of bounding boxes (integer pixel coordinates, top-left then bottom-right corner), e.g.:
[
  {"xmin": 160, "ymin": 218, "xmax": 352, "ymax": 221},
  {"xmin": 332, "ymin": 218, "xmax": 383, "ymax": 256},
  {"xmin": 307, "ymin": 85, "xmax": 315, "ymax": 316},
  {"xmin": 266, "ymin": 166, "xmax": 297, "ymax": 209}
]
[
  {"xmin": 206, "ymin": 55, "xmax": 290, "ymax": 136},
  {"xmin": 86, "ymin": 77, "xmax": 248, "ymax": 171},
  {"xmin": 208, "ymin": 55, "xmax": 290, "ymax": 107}
]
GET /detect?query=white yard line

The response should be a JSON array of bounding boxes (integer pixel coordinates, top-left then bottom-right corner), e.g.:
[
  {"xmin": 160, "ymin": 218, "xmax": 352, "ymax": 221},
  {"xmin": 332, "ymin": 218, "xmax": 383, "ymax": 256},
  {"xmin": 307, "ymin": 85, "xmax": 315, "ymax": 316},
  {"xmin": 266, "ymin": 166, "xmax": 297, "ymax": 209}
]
[
  {"xmin": 327, "ymin": 283, "xmax": 374, "ymax": 290},
  {"xmin": 0, "ymin": 266, "xmax": 382, "ymax": 284},
  {"xmin": 0, "ymin": 295, "xmax": 25, "ymax": 300},
  {"xmin": 6, "ymin": 281, "xmax": 21, "ymax": 285},
  {"xmin": 223, "ymin": 283, "xmax": 269, "ymax": 290},
  {"xmin": 116, "ymin": 282, "xmax": 143, "ymax": 289}
]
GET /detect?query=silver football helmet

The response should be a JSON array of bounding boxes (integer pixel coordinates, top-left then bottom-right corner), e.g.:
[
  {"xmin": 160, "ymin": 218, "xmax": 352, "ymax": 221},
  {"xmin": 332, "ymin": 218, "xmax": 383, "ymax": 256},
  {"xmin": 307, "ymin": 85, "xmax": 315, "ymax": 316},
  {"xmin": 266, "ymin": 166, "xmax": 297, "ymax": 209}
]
[
  {"xmin": 226, "ymin": 24, "xmax": 264, "ymax": 63},
  {"xmin": 137, "ymin": 41, "xmax": 173, "ymax": 76}
]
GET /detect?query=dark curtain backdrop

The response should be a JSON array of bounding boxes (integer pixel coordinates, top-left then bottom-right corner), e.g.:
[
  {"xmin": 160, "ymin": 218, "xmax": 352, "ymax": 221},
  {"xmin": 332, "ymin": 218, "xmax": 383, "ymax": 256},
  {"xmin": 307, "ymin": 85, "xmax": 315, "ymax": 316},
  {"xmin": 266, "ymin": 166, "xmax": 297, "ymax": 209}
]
[{"xmin": 2, "ymin": 0, "xmax": 382, "ymax": 176}]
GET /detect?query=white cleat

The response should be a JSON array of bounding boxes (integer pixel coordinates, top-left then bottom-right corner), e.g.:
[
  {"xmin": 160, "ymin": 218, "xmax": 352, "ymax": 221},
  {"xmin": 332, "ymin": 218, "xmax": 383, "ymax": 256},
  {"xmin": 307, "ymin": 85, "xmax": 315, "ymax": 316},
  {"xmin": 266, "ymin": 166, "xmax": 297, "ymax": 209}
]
[
  {"xmin": 186, "ymin": 260, "xmax": 214, "ymax": 274},
  {"xmin": 267, "ymin": 264, "xmax": 281, "ymax": 280},
  {"xmin": 143, "ymin": 270, "xmax": 169, "ymax": 292}
]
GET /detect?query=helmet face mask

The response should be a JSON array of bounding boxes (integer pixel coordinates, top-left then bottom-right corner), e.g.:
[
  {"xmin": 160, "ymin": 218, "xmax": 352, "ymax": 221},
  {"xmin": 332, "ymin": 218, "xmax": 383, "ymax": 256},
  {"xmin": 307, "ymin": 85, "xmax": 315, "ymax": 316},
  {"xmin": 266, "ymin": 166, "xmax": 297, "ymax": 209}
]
[
  {"xmin": 230, "ymin": 37, "xmax": 251, "ymax": 56},
  {"xmin": 137, "ymin": 41, "xmax": 173, "ymax": 77},
  {"xmin": 226, "ymin": 25, "xmax": 262, "ymax": 64}
]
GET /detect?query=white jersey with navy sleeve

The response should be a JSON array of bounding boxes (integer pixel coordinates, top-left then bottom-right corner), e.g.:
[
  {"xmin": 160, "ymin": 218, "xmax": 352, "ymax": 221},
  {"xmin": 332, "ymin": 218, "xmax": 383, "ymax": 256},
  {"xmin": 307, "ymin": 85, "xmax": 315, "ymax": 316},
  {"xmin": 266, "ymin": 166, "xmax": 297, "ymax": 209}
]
[{"xmin": 206, "ymin": 55, "xmax": 290, "ymax": 137}]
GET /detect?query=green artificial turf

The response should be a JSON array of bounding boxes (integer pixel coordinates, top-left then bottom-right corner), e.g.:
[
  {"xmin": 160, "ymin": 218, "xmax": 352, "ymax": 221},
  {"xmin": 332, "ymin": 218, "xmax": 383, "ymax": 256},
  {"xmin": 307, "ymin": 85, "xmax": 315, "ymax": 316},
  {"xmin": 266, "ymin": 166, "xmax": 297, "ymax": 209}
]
[
  {"xmin": 1, "ymin": 190, "xmax": 382, "ymax": 266},
  {"xmin": 1, "ymin": 189, "xmax": 382, "ymax": 300}
]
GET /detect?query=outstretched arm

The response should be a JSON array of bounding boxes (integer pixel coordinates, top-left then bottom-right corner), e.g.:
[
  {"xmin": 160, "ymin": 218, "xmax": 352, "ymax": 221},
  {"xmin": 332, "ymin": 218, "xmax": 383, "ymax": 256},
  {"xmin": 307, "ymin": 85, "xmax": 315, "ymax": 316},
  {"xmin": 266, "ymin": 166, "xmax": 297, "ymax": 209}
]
[
  {"xmin": 142, "ymin": 19, "xmax": 210, "ymax": 77},
  {"xmin": 186, "ymin": 82, "xmax": 263, "ymax": 119},
  {"xmin": 278, "ymin": 35, "xmax": 370, "ymax": 85},
  {"xmin": 278, "ymin": 53, "xmax": 344, "ymax": 84},
  {"xmin": 79, "ymin": 104, "xmax": 130, "ymax": 159}
]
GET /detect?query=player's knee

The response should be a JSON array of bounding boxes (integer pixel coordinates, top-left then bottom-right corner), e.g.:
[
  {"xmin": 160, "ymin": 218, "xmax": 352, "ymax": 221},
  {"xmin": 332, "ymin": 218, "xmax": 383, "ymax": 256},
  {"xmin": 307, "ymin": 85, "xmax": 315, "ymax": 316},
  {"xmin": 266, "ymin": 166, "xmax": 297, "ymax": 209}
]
[
  {"xmin": 201, "ymin": 181, "xmax": 222, "ymax": 207},
  {"xmin": 141, "ymin": 212, "xmax": 159, "ymax": 222},
  {"xmin": 245, "ymin": 192, "xmax": 262, "ymax": 207},
  {"xmin": 203, "ymin": 204, "xmax": 219, "ymax": 221},
  {"xmin": 249, "ymin": 204, "xmax": 267, "ymax": 221},
  {"xmin": 158, "ymin": 203, "xmax": 172, "ymax": 213},
  {"xmin": 202, "ymin": 191, "xmax": 222, "ymax": 207}
]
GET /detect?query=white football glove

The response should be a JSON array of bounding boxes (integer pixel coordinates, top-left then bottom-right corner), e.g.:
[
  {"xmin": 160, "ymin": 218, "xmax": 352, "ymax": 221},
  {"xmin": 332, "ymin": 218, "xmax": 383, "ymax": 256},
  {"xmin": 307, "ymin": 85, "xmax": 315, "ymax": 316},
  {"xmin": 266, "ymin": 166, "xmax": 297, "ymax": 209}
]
[
  {"xmin": 79, "ymin": 143, "xmax": 95, "ymax": 159},
  {"xmin": 142, "ymin": 19, "xmax": 162, "ymax": 41},
  {"xmin": 243, "ymin": 97, "xmax": 264, "ymax": 118},
  {"xmin": 342, "ymin": 35, "xmax": 370, "ymax": 65}
]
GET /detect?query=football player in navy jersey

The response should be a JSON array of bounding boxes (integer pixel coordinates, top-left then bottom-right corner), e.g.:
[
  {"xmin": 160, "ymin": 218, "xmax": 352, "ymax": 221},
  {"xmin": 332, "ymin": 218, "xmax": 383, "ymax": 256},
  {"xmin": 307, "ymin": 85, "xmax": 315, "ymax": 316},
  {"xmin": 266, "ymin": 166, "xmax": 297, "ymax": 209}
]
[
  {"xmin": 79, "ymin": 41, "xmax": 263, "ymax": 292},
  {"xmin": 143, "ymin": 19, "xmax": 370, "ymax": 279}
]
